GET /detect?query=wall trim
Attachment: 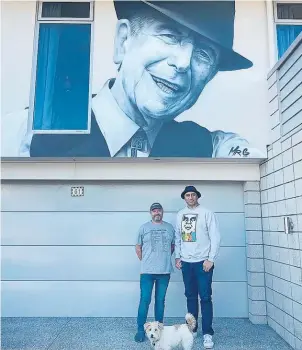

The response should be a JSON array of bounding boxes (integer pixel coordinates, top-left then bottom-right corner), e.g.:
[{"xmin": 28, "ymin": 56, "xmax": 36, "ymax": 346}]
[
  {"xmin": 265, "ymin": 0, "xmax": 278, "ymax": 70},
  {"xmin": 1, "ymin": 160, "xmax": 261, "ymax": 181},
  {"xmin": 268, "ymin": 32, "xmax": 302, "ymax": 78}
]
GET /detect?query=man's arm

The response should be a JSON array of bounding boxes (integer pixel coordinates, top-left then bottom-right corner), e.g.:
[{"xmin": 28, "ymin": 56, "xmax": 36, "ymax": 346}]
[
  {"xmin": 206, "ymin": 210, "xmax": 221, "ymax": 263},
  {"xmin": 170, "ymin": 224, "xmax": 175, "ymax": 255},
  {"xmin": 174, "ymin": 215, "xmax": 182, "ymax": 269},
  {"xmin": 135, "ymin": 244, "xmax": 142, "ymax": 260},
  {"xmin": 135, "ymin": 225, "xmax": 144, "ymax": 261},
  {"xmin": 202, "ymin": 210, "xmax": 221, "ymax": 272},
  {"xmin": 171, "ymin": 244, "xmax": 175, "ymax": 254}
]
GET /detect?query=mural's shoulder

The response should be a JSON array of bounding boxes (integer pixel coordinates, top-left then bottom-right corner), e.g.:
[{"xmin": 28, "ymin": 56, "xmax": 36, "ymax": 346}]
[
  {"xmin": 2, "ymin": 107, "xmax": 29, "ymax": 119},
  {"xmin": 173, "ymin": 119, "xmax": 211, "ymax": 134},
  {"xmin": 211, "ymin": 129, "xmax": 265, "ymax": 158},
  {"xmin": 1, "ymin": 108, "xmax": 30, "ymax": 157}
]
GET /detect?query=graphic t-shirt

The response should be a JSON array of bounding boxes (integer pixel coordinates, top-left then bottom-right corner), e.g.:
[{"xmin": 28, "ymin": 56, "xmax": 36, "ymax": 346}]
[
  {"xmin": 181, "ymin": 214, "xmax": 198, "ymax": 242},
  {"xmin": 137, "ymin": 221, "xmax": 175, "ymax": 274},
  {"xmin": 175, "ymin": 205, "xmax": 221, "ymax": 263}
]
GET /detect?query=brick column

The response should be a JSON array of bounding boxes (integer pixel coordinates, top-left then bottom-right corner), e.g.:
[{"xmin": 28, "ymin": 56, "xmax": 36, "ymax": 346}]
[
  {"xmin": 260, "ymin": 131, "xmax": 302, "ymax": 349},
  {"xmin": 244, "ymin": 181, "xmax": 267, "ymax": 324}
]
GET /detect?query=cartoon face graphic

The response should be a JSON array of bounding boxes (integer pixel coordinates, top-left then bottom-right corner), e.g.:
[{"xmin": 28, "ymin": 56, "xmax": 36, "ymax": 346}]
[{"xmin": 181, "ymin": 214, "xmax": 198, "ymax": 242}]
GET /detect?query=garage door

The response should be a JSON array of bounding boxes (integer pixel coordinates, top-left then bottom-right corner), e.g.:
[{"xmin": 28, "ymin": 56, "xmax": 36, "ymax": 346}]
[{"xmin": 1, "ymin": 181, "xmax": 248, "ymax": 317}]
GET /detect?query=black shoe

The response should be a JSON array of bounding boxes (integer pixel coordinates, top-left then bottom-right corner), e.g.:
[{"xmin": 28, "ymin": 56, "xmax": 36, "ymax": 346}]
[{"xmin": 134, "ymin": 331, "xmax": 145, "ymax": 342}]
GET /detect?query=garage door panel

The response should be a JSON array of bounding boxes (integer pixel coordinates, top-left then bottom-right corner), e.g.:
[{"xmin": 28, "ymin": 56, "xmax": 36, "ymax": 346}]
[
  {"xmin": 2, "ymin": 246, "xmax": 247, "ymax": 282},
  {"xmin": 1, "ymin": 281, "xmax": 248, "ymax": 317},
  {"xmin": 1, "ymin": 212, "xmax": 246, "ymax": 247},
  {"xmin": 2, "ymin": 180, "xmax": 247, "ymax": 318},
  {"xmin": 1, "ymin": 182, "xmax": 244, "ymax": 212}
]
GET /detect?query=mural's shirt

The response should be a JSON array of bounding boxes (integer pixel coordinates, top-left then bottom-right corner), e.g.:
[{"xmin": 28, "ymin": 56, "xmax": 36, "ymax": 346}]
[
  {"xmin": 92, "ymin": 80, "xmax": 162, "ymax": 157},
  {"xmin": 91, "ymin": 80, "xmax": 263, "ymax": 158},
  {"xmin": 174, "ymin": 205, "xmax": 221, "ymax": 263},
  {"xmin": 137, "ymin": 221, "xmax": 175, "ymax": 274},
  {"xmin": 17, "ymin": 79, "xmax": 264, "ymax": 158}
]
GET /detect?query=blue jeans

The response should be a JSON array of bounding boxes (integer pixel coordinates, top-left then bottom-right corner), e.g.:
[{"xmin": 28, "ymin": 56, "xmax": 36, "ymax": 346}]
[
  {"xmin": 181, "ymin": 261, "xmax": 214, "ymax": 336},
  {"xmin": 137, "ymin": 273, "xmax": 170, "ymax": 332}
]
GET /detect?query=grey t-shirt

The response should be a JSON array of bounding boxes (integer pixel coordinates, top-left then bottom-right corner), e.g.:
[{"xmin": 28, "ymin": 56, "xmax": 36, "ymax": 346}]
[{"xmin": 137, "ymin": 221, "xmax": 175, "ymax": 274}]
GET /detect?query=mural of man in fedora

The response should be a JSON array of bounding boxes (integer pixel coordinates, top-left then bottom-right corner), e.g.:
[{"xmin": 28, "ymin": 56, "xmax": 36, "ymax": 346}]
[{"xmin": 28, "ymin": 0, "xmax": 264, "ymax": 158}]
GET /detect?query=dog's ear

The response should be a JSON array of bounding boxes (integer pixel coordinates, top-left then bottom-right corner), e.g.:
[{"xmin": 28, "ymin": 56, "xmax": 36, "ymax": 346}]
[
  {"xmin": 144, "ymin": 322, "xmax": 151, "ymax": 332},
  {"xmin": 158, "ymin": 322, "xmax": 164, "ymax": 330}
]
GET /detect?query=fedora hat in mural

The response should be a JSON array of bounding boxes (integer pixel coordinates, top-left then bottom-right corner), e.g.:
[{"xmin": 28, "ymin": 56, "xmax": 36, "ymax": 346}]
[{"xmin": 113, "ymin": 0, "xmax": 253, "ymax": 71}]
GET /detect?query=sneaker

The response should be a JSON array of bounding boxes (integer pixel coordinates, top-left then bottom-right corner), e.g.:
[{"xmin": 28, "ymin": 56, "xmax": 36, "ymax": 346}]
[
  {"xmin": 193, "ymin": 331, "xmax": 198, "ymax": 338},
  {"xmin": 134, "ymin": 331, "xmax": 145, "ymax": 342},
  {"xmin": 203, "ymin": 334, "xmax": 214, "ymax": 349}
]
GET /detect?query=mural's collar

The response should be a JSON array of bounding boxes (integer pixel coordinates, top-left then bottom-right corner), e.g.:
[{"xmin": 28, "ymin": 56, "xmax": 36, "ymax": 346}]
[{"xmin": 92, "ymin": 79, "xmax": 161, "ymax": 157}]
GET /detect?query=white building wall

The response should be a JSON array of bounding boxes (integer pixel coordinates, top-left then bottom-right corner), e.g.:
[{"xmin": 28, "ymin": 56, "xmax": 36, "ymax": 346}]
[{"xmin": 2, "ymin": 0, "xmax": 289, "ymax": 331}]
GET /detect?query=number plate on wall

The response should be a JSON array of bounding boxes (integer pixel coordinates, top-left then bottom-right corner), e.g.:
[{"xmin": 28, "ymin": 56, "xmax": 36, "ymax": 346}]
[{"xmin": 71, "ymin": 186, "xmax": 84, "ymax": 197}]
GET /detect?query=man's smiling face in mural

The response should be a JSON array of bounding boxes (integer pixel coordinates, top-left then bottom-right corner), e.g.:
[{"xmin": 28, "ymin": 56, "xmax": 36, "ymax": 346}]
[{"xmin": 112, "ymin": 7, "xmax": 220, "ymax": 126}]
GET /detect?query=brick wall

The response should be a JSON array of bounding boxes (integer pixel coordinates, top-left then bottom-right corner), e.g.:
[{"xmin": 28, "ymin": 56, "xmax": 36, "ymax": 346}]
[
  {"xmin": 256, "ymin": 36, "xmax": 302, "ymax": 350},
  {"xmin": 260, "ymin": 127, "xmax": 302, "ymax": 350},
  {"xmin": 244, "ymin": 181, "xmax": 267, "ymax": 324}
]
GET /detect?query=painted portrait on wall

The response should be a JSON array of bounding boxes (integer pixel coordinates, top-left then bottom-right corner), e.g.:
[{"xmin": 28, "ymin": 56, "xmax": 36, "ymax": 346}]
[{"xmin": 1, "ymin": 0, "xmax": 267, "ymax": 159}]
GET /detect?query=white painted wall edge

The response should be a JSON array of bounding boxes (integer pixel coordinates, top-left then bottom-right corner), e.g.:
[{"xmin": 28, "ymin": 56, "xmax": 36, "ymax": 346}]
[
  {"xmin": 265, "ymin": 0, "xmax": 278, "ymax": 70},
  {"xmin": 1, "ymin": 161, "xmax": 261, "ymax": 181}
]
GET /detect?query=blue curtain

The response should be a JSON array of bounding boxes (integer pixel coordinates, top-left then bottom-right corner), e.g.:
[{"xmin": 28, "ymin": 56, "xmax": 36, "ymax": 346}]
[
  {"xmin": 276, "ymin": 25, "xmax": 302, "ymax": 59},
  {"xmin": 34, "ymin": 24, "xmax": 60, "ymax": 129},
  {"xmin": 33, "ymin": 23, "xmax": 91, "ymax": 130}
]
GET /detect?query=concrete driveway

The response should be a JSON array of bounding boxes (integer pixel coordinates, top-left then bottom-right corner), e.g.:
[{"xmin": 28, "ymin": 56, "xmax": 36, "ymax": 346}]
[{"xmin": 1, "ymin": 317, "xmax": 293, "ymax": 350}]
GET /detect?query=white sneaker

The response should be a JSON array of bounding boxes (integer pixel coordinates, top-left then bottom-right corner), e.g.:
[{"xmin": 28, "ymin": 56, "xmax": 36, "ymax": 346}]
[{"xmin": 203, "ymin": 334, "xmax": 214, "ymax": 349}]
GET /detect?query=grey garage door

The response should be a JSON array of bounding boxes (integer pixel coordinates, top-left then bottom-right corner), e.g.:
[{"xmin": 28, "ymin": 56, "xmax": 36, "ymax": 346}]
[{"xmin": 1, "ymin": 181, "xmax": 248, "ymax": 317}]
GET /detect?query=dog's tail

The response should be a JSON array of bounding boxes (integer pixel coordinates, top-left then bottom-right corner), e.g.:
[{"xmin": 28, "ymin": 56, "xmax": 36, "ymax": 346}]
[{"xmin": 185, "ymin": 313, "xmax": 196, "ymax": 332}]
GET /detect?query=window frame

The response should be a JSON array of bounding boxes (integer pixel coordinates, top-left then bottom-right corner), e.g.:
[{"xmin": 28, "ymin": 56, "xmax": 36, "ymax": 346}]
[
  {"xmin": 28, "ymin": 1, "xmax": 94, "ymax": 135},
  {"xmin": 274, "ymin": 1, "xmax": 302, "ymax": 25},
  {"xmin": 272, "ymin": 1, "xmax": 302, "ymax": 61},
  {"xmin": 37, "ymin": 1, "xmax": 94, "ymax": 22}
]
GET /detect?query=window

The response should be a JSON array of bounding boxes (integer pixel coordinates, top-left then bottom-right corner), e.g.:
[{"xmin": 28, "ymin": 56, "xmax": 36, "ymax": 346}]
[
  {"xmin": 31, "ymin": 2, "xmax": 94, "ymax": 132},
  {"xmin": 274, "ymin": 2, "xmax": 302, "ymax": 59},
  {"xmin": 40, "ymin": 2, "xmax": 91, "ymax": 19}
]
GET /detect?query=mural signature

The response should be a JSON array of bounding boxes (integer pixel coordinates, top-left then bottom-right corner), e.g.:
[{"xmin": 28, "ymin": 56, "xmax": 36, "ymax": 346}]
[{"xmin": 228, "ymin": 146, "xmax": 250, "ymax": 157}]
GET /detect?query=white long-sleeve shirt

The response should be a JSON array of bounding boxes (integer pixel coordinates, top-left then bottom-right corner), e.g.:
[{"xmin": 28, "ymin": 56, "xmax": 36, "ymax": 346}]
[{"xmin": 175, "ymin": 205, "xmax": 221, "ymax": 263}]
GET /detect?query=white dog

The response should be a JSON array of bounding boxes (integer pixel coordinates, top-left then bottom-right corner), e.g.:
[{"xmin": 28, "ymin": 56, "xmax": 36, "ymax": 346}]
[{"xmin": 144, "ymin": 313, "xmax": 196, "ymax": 350}]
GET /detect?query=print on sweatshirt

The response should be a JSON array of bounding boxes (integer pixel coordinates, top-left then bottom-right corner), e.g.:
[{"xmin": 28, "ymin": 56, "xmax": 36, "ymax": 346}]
[{"xmin": 181, "ymin": 214, "xmax": 198, "ymax": 242}]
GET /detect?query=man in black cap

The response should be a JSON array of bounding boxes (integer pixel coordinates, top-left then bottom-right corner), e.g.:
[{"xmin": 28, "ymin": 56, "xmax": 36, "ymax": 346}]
[
  {"xmin": 175, "ymin": 186, "xmax": 221, "ymax": 349},
  {"xmin": 134, "ymin": 202, "xmax": 175, "ymax": 342},
  {"xmin": 28, "ymin": 0, "xmax": 263, "ymax": 158}
]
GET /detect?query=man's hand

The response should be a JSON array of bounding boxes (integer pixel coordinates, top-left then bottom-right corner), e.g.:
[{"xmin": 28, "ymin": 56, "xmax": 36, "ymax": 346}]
[
  {"xmin": 175, "ymin": 258, "xmax": 182, "ymax": 270},
  {"xmin": 203, "ymin": 260, "xmax": 214, "ymax": 272}
]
